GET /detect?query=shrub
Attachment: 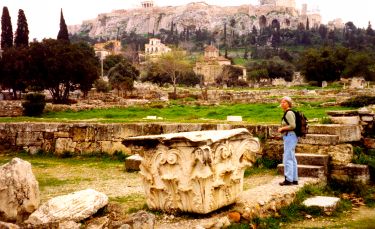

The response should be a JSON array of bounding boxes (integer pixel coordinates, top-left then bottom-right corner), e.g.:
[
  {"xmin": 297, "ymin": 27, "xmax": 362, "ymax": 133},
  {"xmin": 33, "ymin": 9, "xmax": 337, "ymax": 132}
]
[
  {"xmin": 94, "ymin": 79, "xmax": 111, "ymax": 93},
  {"xmin": 22, "ymin": 93, "xmax": 46, "ymax": 116},
  {"xmin": 341, "ymin": 96, "xmax": 375, "ymax": 107}
]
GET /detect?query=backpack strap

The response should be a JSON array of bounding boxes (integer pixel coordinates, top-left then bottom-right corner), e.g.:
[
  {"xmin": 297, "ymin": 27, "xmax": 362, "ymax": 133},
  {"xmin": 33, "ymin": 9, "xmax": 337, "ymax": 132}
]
[{"xmin": 282, "ymin": 110, "xmax": 294, "ymax": 125}]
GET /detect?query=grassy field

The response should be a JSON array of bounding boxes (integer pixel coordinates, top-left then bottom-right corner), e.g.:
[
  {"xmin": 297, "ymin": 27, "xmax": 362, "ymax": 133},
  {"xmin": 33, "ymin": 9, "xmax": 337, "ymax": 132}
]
[{"xmin": 0, "ymin": 102, "xmax": 353, "ymax": 124}]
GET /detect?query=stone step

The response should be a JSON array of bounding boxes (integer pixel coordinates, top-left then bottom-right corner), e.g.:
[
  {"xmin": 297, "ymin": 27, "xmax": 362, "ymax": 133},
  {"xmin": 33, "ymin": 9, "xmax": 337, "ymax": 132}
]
[
  {"xmin": 296, "ymin": 153, "xmax": 329, "ymax": 167},
  {"xmin": 299, "ymin": 134, "xmax": 339, "ymax": 145},
  {"xmin": 277, "ymin": 164, "xmax": 325, "ymax": 178},
  {"xmin": 308, "ymin": 124, "xmax": 361, "ymax": 142}
]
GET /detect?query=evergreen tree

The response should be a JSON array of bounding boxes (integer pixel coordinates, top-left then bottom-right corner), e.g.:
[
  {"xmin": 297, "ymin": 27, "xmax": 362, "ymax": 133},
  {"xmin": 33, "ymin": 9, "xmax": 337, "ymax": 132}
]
[
  {"xmin": 14, "ymin": 9, "xmax": 29, "ymax": 47},
  {"xmin": 1, "ymin": 6, "xmax": 13, "ymax": 49},
  {"xmin": 223, "ymin": 22, "xmax": 227, "ymax": 58},
  {"xmin": 366, "ymin": 21, "xmax": 375, "ymax": 36},
  {"xmin": 306, "ymin": 17, "xmax": 310, "ymax": 30},
  {"xmin": 57, "ymin": 9, "xmax": 70, "ymax": 42}
]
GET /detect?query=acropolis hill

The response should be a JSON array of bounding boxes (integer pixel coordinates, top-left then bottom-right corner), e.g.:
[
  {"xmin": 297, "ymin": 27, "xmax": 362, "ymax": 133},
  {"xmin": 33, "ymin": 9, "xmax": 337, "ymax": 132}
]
[{"xmin": 68, "ymin": 0, "xmax": 321, "ymax": 40}]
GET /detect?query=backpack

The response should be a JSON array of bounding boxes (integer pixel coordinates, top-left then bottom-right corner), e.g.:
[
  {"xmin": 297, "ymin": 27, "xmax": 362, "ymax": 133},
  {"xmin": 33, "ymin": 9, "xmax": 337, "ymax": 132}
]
[{"xmin": 282, "ymin": 110, "xmax": 308, "ymax": 137}]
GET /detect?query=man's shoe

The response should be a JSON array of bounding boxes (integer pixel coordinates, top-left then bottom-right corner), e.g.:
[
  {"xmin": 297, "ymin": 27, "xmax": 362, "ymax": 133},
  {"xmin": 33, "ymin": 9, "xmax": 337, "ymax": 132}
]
[
  {"xmin": 279, "ymin": 180, "xmax": 293, "ymax": 186},
  {"xmin": 293, "ymin": 181, "xmax": 299, "ymax": 185}
]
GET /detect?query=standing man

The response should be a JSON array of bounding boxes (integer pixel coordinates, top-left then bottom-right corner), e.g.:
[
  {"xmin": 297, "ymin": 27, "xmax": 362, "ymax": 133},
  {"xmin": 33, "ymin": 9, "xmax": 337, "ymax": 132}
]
[{"xmin": 277, "ymin": 96, "xmax": 298, "ymax": 186}]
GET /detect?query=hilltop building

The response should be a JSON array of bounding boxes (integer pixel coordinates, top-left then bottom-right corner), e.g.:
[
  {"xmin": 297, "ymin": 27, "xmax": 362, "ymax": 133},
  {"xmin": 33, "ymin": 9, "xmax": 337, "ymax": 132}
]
[{"xmin": 193, "ymin": 45, "xmax": 231, "ymax": 84}]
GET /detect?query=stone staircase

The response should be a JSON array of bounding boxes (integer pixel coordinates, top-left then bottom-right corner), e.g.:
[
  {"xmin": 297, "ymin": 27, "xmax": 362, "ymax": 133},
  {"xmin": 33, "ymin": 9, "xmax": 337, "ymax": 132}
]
[
  {"xmin": 277, "ymin": 125, "xmax": 344, "ymax": 179},
  {"xmin": 277, "ymin": 153, "xmax": 329, "ymax": 179}
]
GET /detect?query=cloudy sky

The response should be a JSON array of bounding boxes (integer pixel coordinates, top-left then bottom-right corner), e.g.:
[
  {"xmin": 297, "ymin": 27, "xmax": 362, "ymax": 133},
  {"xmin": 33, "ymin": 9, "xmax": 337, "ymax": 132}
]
[{"xmin": 1, "ymin": 0, "xmax": 374, "ymax": 41}]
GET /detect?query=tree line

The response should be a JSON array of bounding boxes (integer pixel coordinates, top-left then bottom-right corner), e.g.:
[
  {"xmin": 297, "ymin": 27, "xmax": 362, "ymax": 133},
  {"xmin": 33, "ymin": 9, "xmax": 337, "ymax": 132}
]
[{"xmin": 0, "ymin": 7, "xmax": 99, "ymax": 103}]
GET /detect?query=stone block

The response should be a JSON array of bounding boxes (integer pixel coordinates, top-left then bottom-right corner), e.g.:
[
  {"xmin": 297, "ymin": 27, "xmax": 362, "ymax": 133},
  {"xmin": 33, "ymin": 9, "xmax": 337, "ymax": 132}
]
[
  {"xmin": 123, "ymin": 128, "xmax": 261, "ymax": 214},
  {"xmin": 331, "ymin": 164, "xmax": 370, "ymax": 183},
  {"xmin": 303, "ymin": 196, "xmax": 340, "ymax": 212},
  {"xmin": 308, "ymin": 124, "xmax": 361, "ymax": 142},
  {"xmin": 125, "ymin": 154, "xmax": 143, "ymax": 171},
  {"xmin": 330, "ymin": 116, "xmax": 360, "ymax": 125},
  {"xmin": 55, "ymin": 138, "xmax": 76, "ymax": 154},
  {"xmin": 299, "ymin": 134, "xmax": 339, "ymax": 145},
  {"xmin": 54, "ymin": 131, "xmax": 70, "ymax": 138},
  {"xmin": 26, "ymin": 189, "xmax": 108, "ymax": 225},
  {"xmin": 227, "ymin": 116, "xmax": 242, "ymax": 122},
  {"xmin": 100, "ymin": 141, "xmax": 128, "ymax": 154},
  {"xmin": 326, "ymin": 110, "xmax": 358, "ymax": 116},
  {"xmin": 16, "ymin": 131, "xmax": 44, "ymax": 146},
  {"xmin": 277, "ymin": 164, "xmax": 325, "ymax": 178},
  {"xmin": 361, "ymin": 116, "xmax": 374, "ymax": 122}
]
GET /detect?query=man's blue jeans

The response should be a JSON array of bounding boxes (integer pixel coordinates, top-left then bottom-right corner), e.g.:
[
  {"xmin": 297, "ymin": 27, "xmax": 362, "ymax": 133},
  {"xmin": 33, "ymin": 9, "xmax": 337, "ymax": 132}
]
[{"xmin": 283, "ymin": 132, "xmax": 298, "ymax": 182}]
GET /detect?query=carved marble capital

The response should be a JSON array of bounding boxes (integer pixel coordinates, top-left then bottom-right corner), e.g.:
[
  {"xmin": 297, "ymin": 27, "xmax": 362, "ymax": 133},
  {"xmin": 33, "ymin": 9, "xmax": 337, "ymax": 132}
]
[{"xmin": 123, "ymin": 128, "xmax": 260, "ymax": 214}]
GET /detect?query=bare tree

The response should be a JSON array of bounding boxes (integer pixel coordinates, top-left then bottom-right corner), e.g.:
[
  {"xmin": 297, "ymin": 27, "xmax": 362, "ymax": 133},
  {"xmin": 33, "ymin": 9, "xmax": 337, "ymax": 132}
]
[{"xmin": 157, "ymin": 49, "xmax": 191, "ymax": 98}]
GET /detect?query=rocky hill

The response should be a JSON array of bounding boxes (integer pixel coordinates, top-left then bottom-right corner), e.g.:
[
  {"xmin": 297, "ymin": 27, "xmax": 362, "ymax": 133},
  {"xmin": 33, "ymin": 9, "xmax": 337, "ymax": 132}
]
[{"xmin": 68, "ymin": 2, "xmax": 315, "ymax": 40}]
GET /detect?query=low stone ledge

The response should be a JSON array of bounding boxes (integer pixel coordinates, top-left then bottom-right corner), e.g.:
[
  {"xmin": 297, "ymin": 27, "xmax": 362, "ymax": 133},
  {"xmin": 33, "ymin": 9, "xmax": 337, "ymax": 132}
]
[
  {"xmin": 331, "ymin": 163, "xmax": 370, "ymax": 183},
  {"xmin": 330, "ymin": 116, "xmax": 360, "ymax": 125},
  {"xmin": 326, "ymin": 110, "xmax": 358, "ymax": 116},
  {"xmin": 234, "ymin": 177, "xmax": 321, "ymax": 218},
  {"xmin": 308, "ymin": 124, "xmax": 361, "ymax": 142},
  {"xmin": 299, "ymin": 134, "xmax": 339, "ymax": 145}
]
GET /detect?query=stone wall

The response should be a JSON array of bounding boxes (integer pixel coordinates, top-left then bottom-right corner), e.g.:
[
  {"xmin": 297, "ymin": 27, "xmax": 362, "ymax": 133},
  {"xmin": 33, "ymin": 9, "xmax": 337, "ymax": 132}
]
[{"xmin": 0, "ymin": 123, "xmax": 273, "ymax": 155}]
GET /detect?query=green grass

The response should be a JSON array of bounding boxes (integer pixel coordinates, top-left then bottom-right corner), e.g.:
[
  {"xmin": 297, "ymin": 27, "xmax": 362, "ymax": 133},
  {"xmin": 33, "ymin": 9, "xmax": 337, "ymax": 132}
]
[
  {"xmin": 38, "ymin": 176, "xmax": 92, "ymax": 190},
  {"xmin": 0, "ymin": 103, "xmax": 354, "ymax": 124}
]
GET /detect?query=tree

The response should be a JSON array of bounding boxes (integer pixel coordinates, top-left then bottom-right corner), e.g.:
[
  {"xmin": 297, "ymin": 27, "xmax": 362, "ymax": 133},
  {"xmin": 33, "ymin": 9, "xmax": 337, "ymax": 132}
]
[
  {"xmin": 57, "ymin": 9, "xmax": 70, "ymax": 42},
  {"xmin": 103, "ymin": 54, "xmax": 125, "ymax": 75},
  {"xmin": 108, "ymin": 60, "xmax": 139, "ymax": 97},
  {"xmin": 14, "ymin": 9, "xmax": 29, "ymax": 47},
  {"xmin": 28, "ymin": 39, "xmax": 99, "ymax": 103},
  {"xmin": 141, "ymin": 61, "xmax": 171, "ymax": 86},
  {"xmin": 306, "ymin": 17, "xmax": 310, "ymax": 30},
  {"xmin": 0, "ymin": 47, "xmax": 28, "ymax": 98},
  {"xmin": 1, "ymin": 7, "xmax": 13, "ymax": 49},
  {"xmin": 157, "ymin": 49, "xmax": 191, "ymax": 98},
  {"xmin": 299, "ymin": 47, "xmax": 347, "ymax": 85},
  {"xmin": 343, "ymin": 51, "xmax": 375, "ymax": 81},
  {"xmin": 318, "ymin": 24, "xmax": 328, "ymax": 40}
]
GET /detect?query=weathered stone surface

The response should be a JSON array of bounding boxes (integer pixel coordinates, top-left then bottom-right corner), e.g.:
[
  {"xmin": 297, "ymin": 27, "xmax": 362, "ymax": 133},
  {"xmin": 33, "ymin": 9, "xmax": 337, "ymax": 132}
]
[
  {"xmin": 15, "ymin": 131, "xmax": 44, "ymax": 146},
  {"xmin": 278, "ymin": 164, "xmax": 325, "ymax": 178},
  {"xmin": 331, "ymin": 164, "xmax": 370, "ymax": 183},
  {"xmin": 0, "ymin": 221, "xmax": 20, "ymax": 229},
  {"xmin": 125, "ymin": 154, "xmax": 143, "ymax": 171},
  {"xmin": 59, "ymin": 221, "xmax": 81, "ymax": 229},
  {"xmin": 299, "ymin": 134, "xmax": 339, "ymax": 145},
  {"xmin": 303, "ymin": 196, "xmax": 340, "ymax": 212},
  {"xmin": 26, "ymin": 189, "xmax": 108, "ymax": 225},
  {"xmin": 326, "ymin": 110, "xmax": 358, "ymax": 116},
  {"xmin": 123, "ymin": 128, "xmax": 261, "ymax": 214},
  {"xmin": 86, "ymin": 216, "xmax": 109, "ymax": 229},
  {"xmin": 330, "ymin": 116, "xmax": 360, "ymax": 125},
  {"xmin": 0, "ymin": 158, "xmax": 40, "ymax": 223},
  {"xmin": 55, "ymin": 138, "xmax": 76, "ymax": 154},
  {"xmin": 234, "ymin": 177, "xmax": 320, "ymax": 216},
  {"xmin": 308, "ymin": 124, "xmax": 361, "ymax": 142},
  {"xmin": 123, "ymin": 211, "xmax": 155, "ymax": 229}
]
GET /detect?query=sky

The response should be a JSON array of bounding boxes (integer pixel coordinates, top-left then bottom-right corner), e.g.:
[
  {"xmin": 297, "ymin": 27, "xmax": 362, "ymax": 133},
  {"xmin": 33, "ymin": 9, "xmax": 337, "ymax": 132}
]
[{"xmin": 1, "ymin": 0, "xmax": 374, "ymax": 41}]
